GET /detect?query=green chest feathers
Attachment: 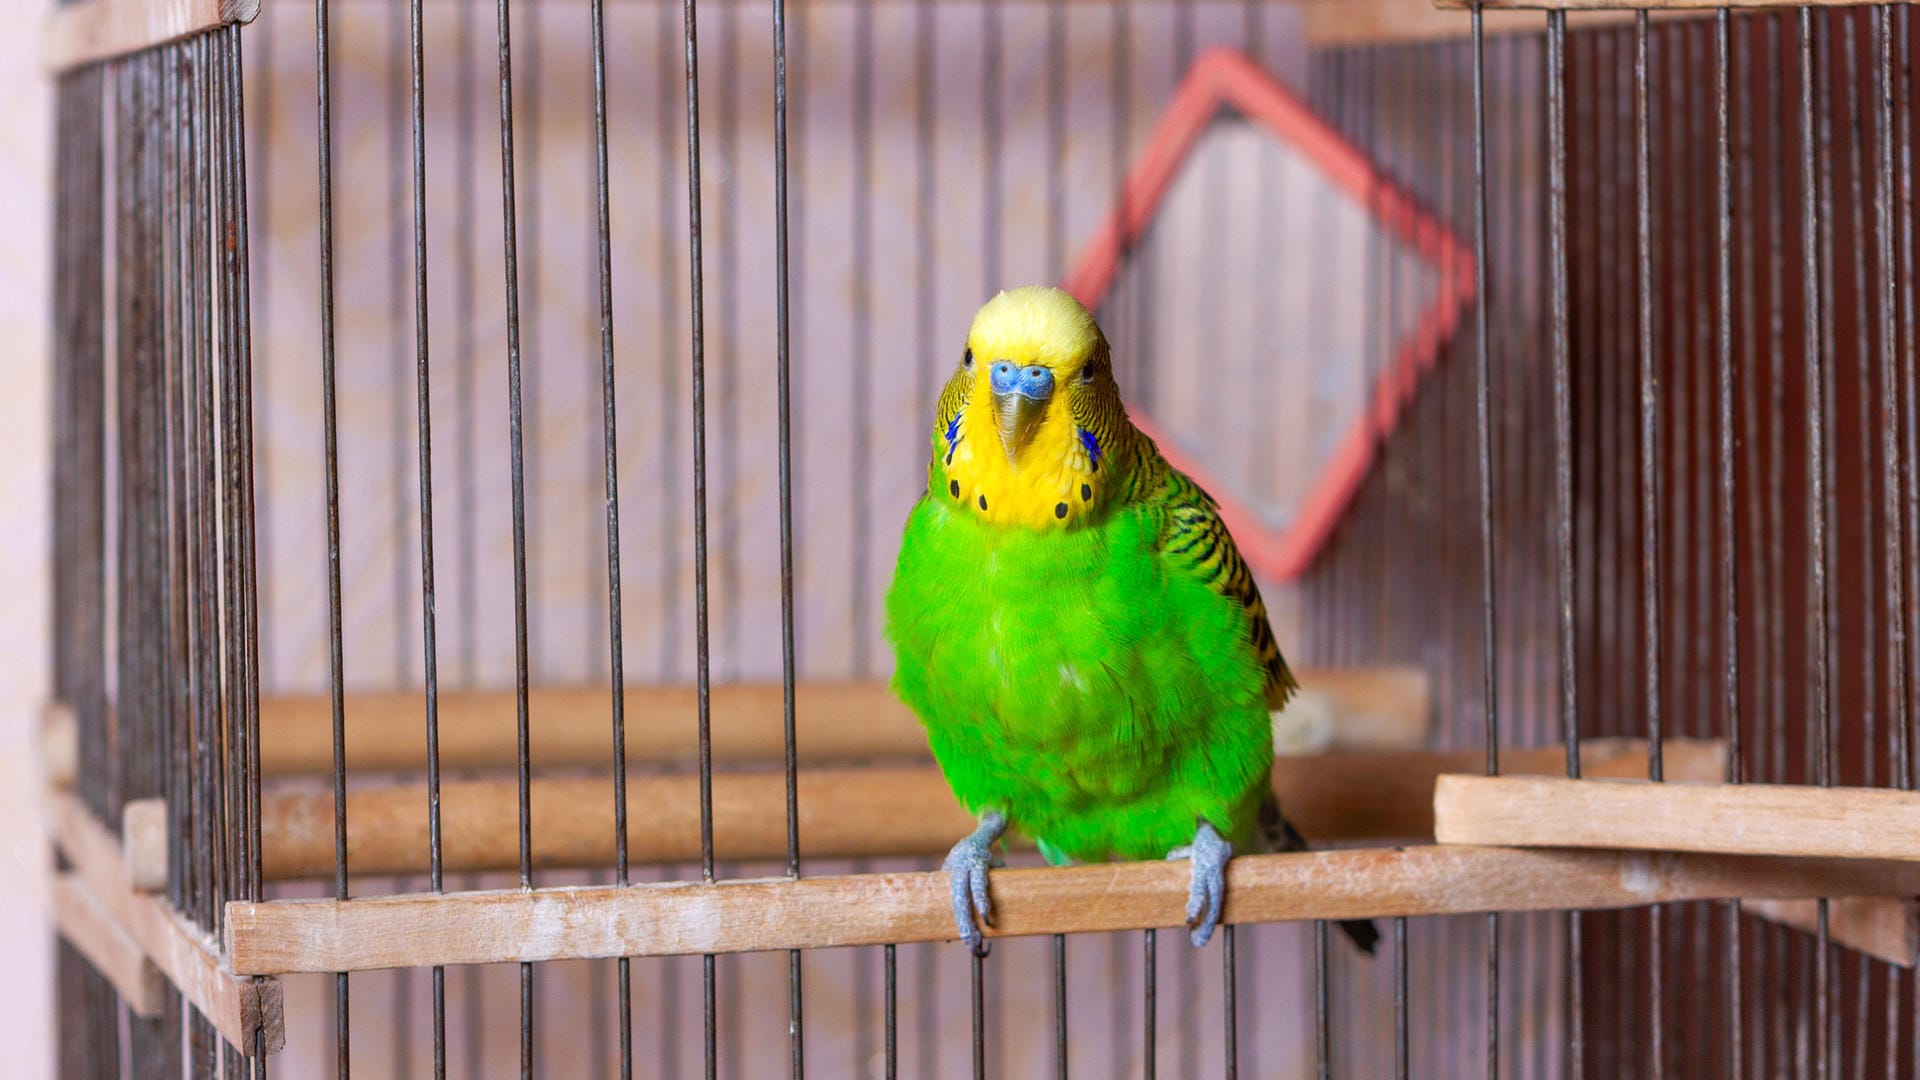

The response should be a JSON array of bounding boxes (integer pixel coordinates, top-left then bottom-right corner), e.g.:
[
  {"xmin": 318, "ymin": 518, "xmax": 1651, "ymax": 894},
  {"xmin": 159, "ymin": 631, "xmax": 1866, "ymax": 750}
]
[{"xmin": 884, "ymin": 496, "xmax": 1275, "ymax": 863}]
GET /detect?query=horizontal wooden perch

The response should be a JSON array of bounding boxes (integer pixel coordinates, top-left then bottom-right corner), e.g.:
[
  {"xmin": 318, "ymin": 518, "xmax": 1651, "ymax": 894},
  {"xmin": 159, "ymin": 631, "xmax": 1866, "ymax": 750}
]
[
  {"xmin": 224, "ymin": 844, "xmax": 1920, "ymax": 975},
  {"xmin": 226, "ymin": 738, "xmax": 1717, "ymax": 882},
  {"xmin": 43, "ymin": 0, "xmax": 257, "ymax": 74},
  {"xmin": 254, "ymin": 669, "xmax": 1431, "ymax": 776},
  {"xmin": 40, "ymin": 702, "xmax": 76, "ymax": 789},
  {"xmin": 52, "ymin": 873, "xmax": 167, "ymax": 1018},
  {"xmin": 1434, "ymin": 775, "xmax": 1920, "ymax": 966},
  {"xmin": 1743, "ymin": 897, "xmax": 1919, "ymax": 968},
  {"xmin": 1435, "ymin": 775, "xmax": 1920, "ymax": 862},
  {"xmin": 1300, "ymin": 0, "xmax": 1703, "ymax": 46},
  {"xmin": 49, "ymin": 794, "xmax": 284, "ymax": 1056}
]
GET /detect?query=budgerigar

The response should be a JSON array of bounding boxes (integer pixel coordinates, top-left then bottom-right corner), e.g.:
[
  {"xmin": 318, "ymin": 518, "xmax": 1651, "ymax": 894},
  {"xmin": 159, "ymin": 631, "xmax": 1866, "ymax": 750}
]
[{"xmin": 885, "ymin": 286, "xmax": 1380, "ymax": 955}]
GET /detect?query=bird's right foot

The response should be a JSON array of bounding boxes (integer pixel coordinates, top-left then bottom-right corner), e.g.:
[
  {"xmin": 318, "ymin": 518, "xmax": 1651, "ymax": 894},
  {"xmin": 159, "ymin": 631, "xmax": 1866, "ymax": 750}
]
[{"xmin": 942, "ymin": 810, "xmax": 1008, "ymax": 956}]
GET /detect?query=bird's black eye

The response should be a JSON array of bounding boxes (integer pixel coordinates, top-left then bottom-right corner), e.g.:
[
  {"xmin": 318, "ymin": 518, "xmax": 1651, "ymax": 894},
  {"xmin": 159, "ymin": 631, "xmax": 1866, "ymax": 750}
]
[
  {"xmin": 1079, "ymin": 361, "xmax": 1099, "ymax": 384},
  {"xmin": 963, "ymin": 348, "xmax": 974, "ymax": 368}
]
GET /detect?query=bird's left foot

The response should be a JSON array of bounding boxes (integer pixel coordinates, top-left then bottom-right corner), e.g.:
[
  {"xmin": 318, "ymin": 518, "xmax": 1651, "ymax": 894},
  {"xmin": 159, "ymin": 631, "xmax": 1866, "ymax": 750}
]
[{"xmin": 1167, "ymin": 821, "xmax": 1232, "ymax": 948}]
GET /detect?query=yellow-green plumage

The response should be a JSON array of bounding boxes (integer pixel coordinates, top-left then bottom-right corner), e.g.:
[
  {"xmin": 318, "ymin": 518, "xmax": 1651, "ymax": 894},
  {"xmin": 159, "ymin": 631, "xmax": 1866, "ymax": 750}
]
[{"xmin": 885, "ymin": 287, "xmax": 1295, "ymax": 865}]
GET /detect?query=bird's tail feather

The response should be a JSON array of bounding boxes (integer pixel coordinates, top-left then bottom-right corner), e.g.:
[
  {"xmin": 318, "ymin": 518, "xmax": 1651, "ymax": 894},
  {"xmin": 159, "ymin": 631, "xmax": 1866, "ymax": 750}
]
[{"xmin": 1258, "ymin": 793, "xmax": 1380, "ymax": 956}]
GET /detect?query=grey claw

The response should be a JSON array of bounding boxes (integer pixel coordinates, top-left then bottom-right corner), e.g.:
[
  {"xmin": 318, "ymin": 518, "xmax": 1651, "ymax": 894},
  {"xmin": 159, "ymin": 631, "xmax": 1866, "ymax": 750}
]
[
  {"xmin": 943, "ymin": 811, "xmax": 1007, "ymax": 956},
  {"xmin": 1169, "ymin": 821, "xmax": 1231, "ymax": 948}
]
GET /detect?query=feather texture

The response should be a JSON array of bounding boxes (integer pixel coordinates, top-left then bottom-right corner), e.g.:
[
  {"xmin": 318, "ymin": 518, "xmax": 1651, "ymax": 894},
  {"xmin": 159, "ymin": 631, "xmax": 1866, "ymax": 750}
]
[{"xmin": 887, "ymin": 287, "xmax": 1295, "ymax": 863}]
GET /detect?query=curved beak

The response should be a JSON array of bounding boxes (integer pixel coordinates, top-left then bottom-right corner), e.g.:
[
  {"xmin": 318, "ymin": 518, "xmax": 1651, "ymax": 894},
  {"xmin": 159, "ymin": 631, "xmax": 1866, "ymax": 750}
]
[
  {"xmin": 995, "ymin": 391, "xmax": 1046, "ymax": 463},
  {"xmin": 990, "ymin": 361, "xmax": 1055, "ymax": 464}
]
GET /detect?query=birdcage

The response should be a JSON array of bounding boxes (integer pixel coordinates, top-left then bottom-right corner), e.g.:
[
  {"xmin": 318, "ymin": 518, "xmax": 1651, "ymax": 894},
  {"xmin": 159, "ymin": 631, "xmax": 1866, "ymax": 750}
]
[{"xmin": 36, "ymin": 0, "xmax": 1920, "ymax": 1075}]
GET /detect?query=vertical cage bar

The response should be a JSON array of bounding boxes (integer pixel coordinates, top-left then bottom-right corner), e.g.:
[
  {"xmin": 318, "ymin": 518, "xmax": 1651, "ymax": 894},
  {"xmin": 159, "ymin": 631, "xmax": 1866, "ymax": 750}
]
[
  {"xmin": 1632, "ymin": 14, "xmax": 1663, "ymax": 785},
  {"xmin": 488, "ymin": 0, "xmax": 536, "ymax": 1063},
  {"xmin": 1222, "ymin": 926, "xmax": 1237, "ymax": 1080},
  {"xmin": 1631, "ymin": 16, "xmax": 1666, "ymax": 1075},
  {"xmin": 1046, "ymin": 0, "xmax": 1066, "ymax": 277},
  {"xmin": 224, "ymin": 23, "xmax": 264, "ymax": 919},
  {"xmin": 1765, "ymin": 139, "xmax": 1786, "ymax": 1055},
  {"xmin": 1055, "ymin": 934, "xmax": 1068, "ymax": 1079},
  {"xmin": 682, "ymin": 0, "xmax": 714, "ymax": 891},
  {"xmin": 1312, "ymin": 800, "xmax": 1329, "ymax": 1072},
  {"xmin": 313, "ymin": 0, "xmax": 350, "ymax": 1074},
  {"xmin": 1143, "ymin": 927, "xmax": 1157, "ymax": 1080},
  {"xmin": 1733, "ymin": 17, "xmax": 1767, "ymax": 1068},
  {"xmin": 583, "ymin": 0, "xmax": 633, "ymax": 1071},
  {"xmin": 771, "ymin": 0, "xmax": 804, "ymax": 1067},
  {"xmin": 971, "ymin": 952, "xmax": 986, "ymax": 1080},
  {"xmin": 1469, "ymin": 12, "xmax": 1501, "ymax": 1077},
  {"xmin": 188, "ymin": 24, "xmax": 217, "ymax": 966},
  {"xmin": 1713, "ymin": 11, "xmax": 1744, "ymax": 1079},
  {"xmin": 912, "ymin": 4, "xmax": 936, "ymax": 1071},
  {"xmin": 1545, "ymin": 14, "xmax": 1583, "ymax": 1077},
  {"xmin": 883, "ymin": 944, "xmax": 897, "ymax": 1080},
  {"xmin": 679, "ymin": 0, "xmax": 718, "ymax": 1072},
  {"xmin": 207, "ymin": 28, "xmax": 233, "ymax": 963},
  {"xmin": 1900, "ymin": 7, "xmax": 1920, "ymax": 808},
  {"xmin": 1312, "ymin": 38, "xmax": 1338, "ymax": 1069},
  {"xmin": 1797, "ymin": 12, "xmax": 1835, "ymax": 1076},
  {"xmin": 1874, "ymin": 5, "xmax": 1910, "ymax": 802},
  {"xmin": 161, "ymin": 37, "xmax": 185, "ymax": 943},
  {"xmin": 401, "ymin": 0, "xmax": 448, "ymax": 1068}
]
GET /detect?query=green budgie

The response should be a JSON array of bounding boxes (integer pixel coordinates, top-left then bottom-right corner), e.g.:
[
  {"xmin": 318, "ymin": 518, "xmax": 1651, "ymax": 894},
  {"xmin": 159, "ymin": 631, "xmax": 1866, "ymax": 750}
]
[{"xmin": 885, "ymin": 285, "xmax": 1380, "ymax": 955}]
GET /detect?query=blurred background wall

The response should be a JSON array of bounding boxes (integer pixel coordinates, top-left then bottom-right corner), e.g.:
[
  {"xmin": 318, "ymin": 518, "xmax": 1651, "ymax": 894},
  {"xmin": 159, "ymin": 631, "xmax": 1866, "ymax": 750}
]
[{"xmin": 0, "ymin": 3, "xmax": 56, "ymax": 1079}]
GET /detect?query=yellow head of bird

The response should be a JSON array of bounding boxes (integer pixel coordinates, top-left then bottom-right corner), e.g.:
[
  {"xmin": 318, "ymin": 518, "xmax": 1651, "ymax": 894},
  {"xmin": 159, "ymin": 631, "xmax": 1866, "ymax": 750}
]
[{"xmin": 933, "ymin": 287, "xmax": 1131, "ymax": 529}]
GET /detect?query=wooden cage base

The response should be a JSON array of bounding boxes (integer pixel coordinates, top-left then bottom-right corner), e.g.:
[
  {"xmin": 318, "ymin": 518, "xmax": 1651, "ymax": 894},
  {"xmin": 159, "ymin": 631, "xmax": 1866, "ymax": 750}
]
[
  {"xmin": 224, "ymin": 843, "xmax": 1920, "ymax": 976},
  {"xmin": 49, "ymin": 794, "xmax": 284, "ymax": 1056}
]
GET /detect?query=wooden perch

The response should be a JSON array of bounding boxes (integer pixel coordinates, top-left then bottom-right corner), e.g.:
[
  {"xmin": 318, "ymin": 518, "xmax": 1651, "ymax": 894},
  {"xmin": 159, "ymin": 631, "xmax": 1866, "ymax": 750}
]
[
  {"xmin": 49, "ymin": 794, "xmax": 284, "ymax": 1055},
  {"xmin": 1742, "ymin": 897, "xmax": 1918, "ymax": 969},
  {"xmin": 1299, "ymin": 0, "xmax": 1702, "ymax": 46},
  {"xmin": 224, "ymin": 844, "xmax": 1920, "ymax": 976},
  {"xmin": 40, "ymin": 702, "xmax": 76, "ymax": 790},
  {"xmin": 254, "ymin": 669, "xmax": 1431, "ymax": 776},
  {"xmin": 51, "ymin": 874, "xmax": 166, "ymax": 1018},
  {"xmin": 237, "ymin": 738, "xmax": 1718, "ymax": 882},
  {"xmin": 1434, "ymin": 775, "xmax": 1920, "ymax": 862},
  {"xmin": 122, "ymin": 799, "xmax": 168, "ymax": 895},
  {"xmin": 43, "ymin": 0, "xmax": 258, "ymax": 74},
  {"xmin": 1434, "ymin": 774, "xmax": 1920, "ymax": 966}
]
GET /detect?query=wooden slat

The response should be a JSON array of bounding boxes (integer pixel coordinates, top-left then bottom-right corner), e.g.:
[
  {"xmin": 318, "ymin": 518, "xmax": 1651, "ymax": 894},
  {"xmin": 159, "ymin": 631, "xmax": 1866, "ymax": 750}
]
[
  {"xmin": 42, "ymin": 0, "xmax": 258, "ymax": 74},
  {"xmin": 1307, "ymin": 0, "xmax": 1571, "ymax": 45},
  {"xmin": 40, "ymin": 701, "xmax": 76, "ymax": 789},
  {"xmin": 51, "ymin": 874, "xmax": 167, "ymax": 1017},
  {"xmin": 256, "ymin": 670, "xmax": 1431, "ymax": 776},
  {"xmin": 1435, "ymin": 775, "xmax": 1920, "ymax": 861},
  {"xmin": 224, "ymin": 844, "xmax": 1920, "ymax": 975},
  {"xmin": 256, "ymin": 738, "xmax": 1721, "ymax": 880},
  {"xmin": 122, "ymin": 797, "xmax": 167, "ymax": 893},
  {"xmin": 1743, "ymin": 897, "xmax": 1920, "ymax": 969},
  {"xmin": 51, "ymin": 794, "xmax": 284, "ymax": 1054},
  {"xmin": 1294, "ymin": 0, "xmax": 1715, "ymax": 45}
]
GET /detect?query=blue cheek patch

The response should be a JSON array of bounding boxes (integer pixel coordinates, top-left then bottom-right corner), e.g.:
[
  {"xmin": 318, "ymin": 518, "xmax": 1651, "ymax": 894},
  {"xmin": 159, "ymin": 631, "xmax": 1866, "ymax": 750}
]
[
  {"xmin": 944, "ymin": 412, "xmax": 963, "ymax": 463},
  {"xmin": 1079, "ymin": 428, "xmax": 1102, "ymax": 468}
]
